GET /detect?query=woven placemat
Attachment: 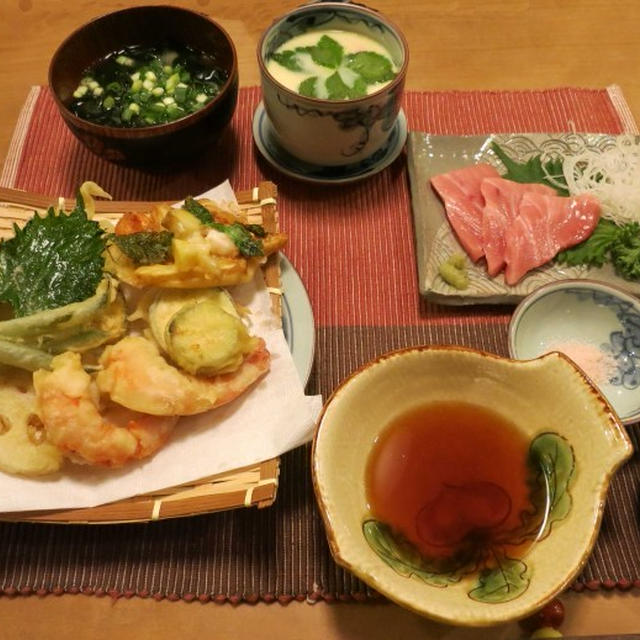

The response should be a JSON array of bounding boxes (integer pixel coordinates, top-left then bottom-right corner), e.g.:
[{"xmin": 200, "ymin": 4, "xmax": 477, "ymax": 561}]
[{"xmin": 0, "ymin": 85, "xmax": 638, "ymax": 600}]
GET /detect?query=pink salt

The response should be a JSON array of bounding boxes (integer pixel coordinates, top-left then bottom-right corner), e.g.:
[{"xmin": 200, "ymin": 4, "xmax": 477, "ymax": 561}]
[{"xmin": 544, "ymin": 340, "xmax": 617, "ymax": 385}]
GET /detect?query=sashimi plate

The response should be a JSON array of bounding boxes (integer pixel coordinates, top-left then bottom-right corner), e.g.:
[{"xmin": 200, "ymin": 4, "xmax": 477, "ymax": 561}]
[{"xmin": 407, "ymin": 132, "xmax": 640, "ymax": 305}]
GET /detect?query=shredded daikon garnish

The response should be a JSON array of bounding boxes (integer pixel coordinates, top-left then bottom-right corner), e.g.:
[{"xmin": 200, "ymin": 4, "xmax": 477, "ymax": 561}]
[
  {"xmin": 541, "ymin": 163, "xmax": 569, "ymax": 192},
  {"xmin": 562, "ymin": 146, "xmax": 640, "ymax": 225}
]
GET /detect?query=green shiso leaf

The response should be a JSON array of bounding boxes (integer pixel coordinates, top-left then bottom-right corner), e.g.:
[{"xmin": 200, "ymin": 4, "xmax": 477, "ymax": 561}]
[
  {"xmin": 110, "ymin": 231, "xmax": 173, "ymax": 266},
  {"xmin": 491, "ymin": 141, "xmax": 569, "ymax": 196},
  {"xmin": 345, "ymin": 51, "xmax": 396, "ymax": 84},
  {"xmin": 0, "ymin": 196, "xmax": 105, "ymax": 317}
]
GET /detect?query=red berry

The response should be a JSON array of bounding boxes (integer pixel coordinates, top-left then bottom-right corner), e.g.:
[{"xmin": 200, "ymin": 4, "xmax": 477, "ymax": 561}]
[{"xmin": 519, "ymin": 598, "xmax": 565, "ymax": 632}]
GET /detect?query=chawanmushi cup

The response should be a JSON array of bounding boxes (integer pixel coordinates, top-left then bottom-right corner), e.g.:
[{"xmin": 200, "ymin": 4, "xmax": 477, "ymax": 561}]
[{"xmin": 257, "ymin": 1, "xmax": 408, "ymax": 167}]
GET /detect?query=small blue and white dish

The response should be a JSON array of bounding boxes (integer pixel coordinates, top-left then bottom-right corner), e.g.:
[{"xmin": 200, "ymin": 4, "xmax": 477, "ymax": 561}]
[
  {"xmin": 252, "ymin": 102, "xmax": 407, "ymax": 185},
  {"xmin": 509, "ymin": 279, "xmax": 640, "ymax": 424}
]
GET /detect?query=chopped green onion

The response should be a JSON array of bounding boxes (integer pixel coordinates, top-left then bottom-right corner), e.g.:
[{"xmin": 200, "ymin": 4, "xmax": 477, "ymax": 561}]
[
  {"xmin": 69, "ymin": 44, "xmax": 226, "ymax": 128},
  {"xmin": 174, "ymin": 83, "xmax": 188, "ymax": 102},
  {"xmin": 116, "ymin": 55, "xmax": 134, "ymax": 67}
]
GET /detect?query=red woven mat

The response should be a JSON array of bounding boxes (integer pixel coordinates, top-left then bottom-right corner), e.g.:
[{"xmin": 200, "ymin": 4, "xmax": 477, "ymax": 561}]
[{"xmin": 0, "ymin": 85, "xmax": 638, "ymax": 601}]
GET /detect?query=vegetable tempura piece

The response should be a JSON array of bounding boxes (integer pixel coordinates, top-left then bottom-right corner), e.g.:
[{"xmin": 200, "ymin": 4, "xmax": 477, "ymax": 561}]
[{"xmin": 106, "ymin": 198, "xmax": 287, "ymax": 288}]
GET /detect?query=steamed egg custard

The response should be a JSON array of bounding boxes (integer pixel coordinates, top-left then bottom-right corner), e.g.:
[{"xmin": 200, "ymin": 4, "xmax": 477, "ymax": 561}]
[{"xmin": 267, "ymin": 30, "xmax": 398, "ymax": 100}]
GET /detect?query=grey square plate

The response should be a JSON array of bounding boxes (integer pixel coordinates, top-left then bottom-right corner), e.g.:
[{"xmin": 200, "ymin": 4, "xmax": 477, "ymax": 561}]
[{"xmin": 406, "ymin": 131, "xmax": 640, "ymax": 305}]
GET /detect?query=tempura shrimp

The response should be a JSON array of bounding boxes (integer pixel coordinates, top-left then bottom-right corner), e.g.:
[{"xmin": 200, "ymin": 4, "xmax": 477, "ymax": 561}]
[
  {"xmin": 33, "ymin": 352, "xmax": 178, "ymax": 467},
  {"xmin": 96, "ymin": 335, "xmax": 270, "ymax": 416}
]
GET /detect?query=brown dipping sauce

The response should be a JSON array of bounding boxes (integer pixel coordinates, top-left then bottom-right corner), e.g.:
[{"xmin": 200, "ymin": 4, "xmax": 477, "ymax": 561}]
[{"xmin": 365, "ymin": 401, "xmax": 540, "ymax": 572}]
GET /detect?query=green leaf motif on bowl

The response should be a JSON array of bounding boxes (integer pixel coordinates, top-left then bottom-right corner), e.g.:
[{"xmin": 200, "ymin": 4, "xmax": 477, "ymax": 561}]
[
  {"xmin": 362, "ymin": 520, "xmax": 462, "ymax": 587},
  {"xmin": 362, "ymin": 432, "xmax": 575, "ymax": 604},
  {"xmin": 527, "ymin": 432, "xmax": 575, "ymax": 540},
  {"xmin": 468, "ymin": 557, "xmax": 530, "ymax": 603}
]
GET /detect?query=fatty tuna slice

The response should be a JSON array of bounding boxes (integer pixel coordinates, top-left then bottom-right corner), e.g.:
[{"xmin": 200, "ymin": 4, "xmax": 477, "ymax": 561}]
[
  {"xmin": 503, "ymin": 192, "xmax": 601, "ymax": 285},
  {"xmin": 431, "ymin": 164, "xmax": 501, "ymax": 261},
  {"xmin": 480, "ymin": 178, "xmax": 557, "ymax": 276}
]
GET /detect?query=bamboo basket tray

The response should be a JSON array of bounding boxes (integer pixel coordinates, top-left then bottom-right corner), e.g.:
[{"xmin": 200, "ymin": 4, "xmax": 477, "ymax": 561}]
[{"xmin": 0, "ymin": 181, "xmax": 282, "ymax": 524}]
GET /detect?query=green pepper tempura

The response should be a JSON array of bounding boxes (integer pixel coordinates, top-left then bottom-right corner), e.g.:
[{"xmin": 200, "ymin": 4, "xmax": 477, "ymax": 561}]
[{"xmin": 69, "ymin": 43, "xmax": 228, "ymax": 127}]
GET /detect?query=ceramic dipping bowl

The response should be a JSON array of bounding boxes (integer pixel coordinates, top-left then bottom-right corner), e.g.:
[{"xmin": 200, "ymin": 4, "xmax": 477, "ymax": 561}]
[
  {"xmin": 509, "ymin": 279, "xmax": 640, "ymax": 425},
  {"xmin": 312, "ymin": 345, "xmax": 632, "ymax": 627},
  {"xmin": 257, "ymin": 1, "xmax": 408, "ymax": 167}
]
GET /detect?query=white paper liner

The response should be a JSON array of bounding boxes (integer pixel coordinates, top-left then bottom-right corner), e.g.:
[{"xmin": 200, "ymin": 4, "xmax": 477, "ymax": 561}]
[{"xmin": 0, "ymin": 181, "xmax": 322, "ymax": 512}]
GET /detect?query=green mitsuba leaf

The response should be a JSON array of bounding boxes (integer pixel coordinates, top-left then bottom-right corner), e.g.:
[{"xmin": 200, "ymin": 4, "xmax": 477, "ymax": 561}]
[
  {"xmin": 469, "ymin": 556, "xmax": 531, "ymax": 603},
  {"xmin": 326, "ymin": 71, "xmax": 351, "ymax": 100},
  {"xmin": 270, "ymin": 50, "xmax": 303, "ymax": 72},
  {"xmin": 491, "ymin": 142, "xmax": 570, "ymax": 196},
  {"xmin": 298, "ymin": 76, "xmax": 318, "ymax": 97},
  {"xmin": 347, "ymin": 75, "xmax": 368, "ymax": 99},
  {"xmin": 325, "ymin": 72, "xmax": 367, "ymax": 100},
  {"xmin": 345, "ymin": 51, "xmax": 396, "ymax": 84},
  {"xmin": 308, "ymin": 35, "xmax": 343, "ymax": 69},
  {"xmin": 0, "ymin": 200, "xmax": 105, "ymax": 317}
]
